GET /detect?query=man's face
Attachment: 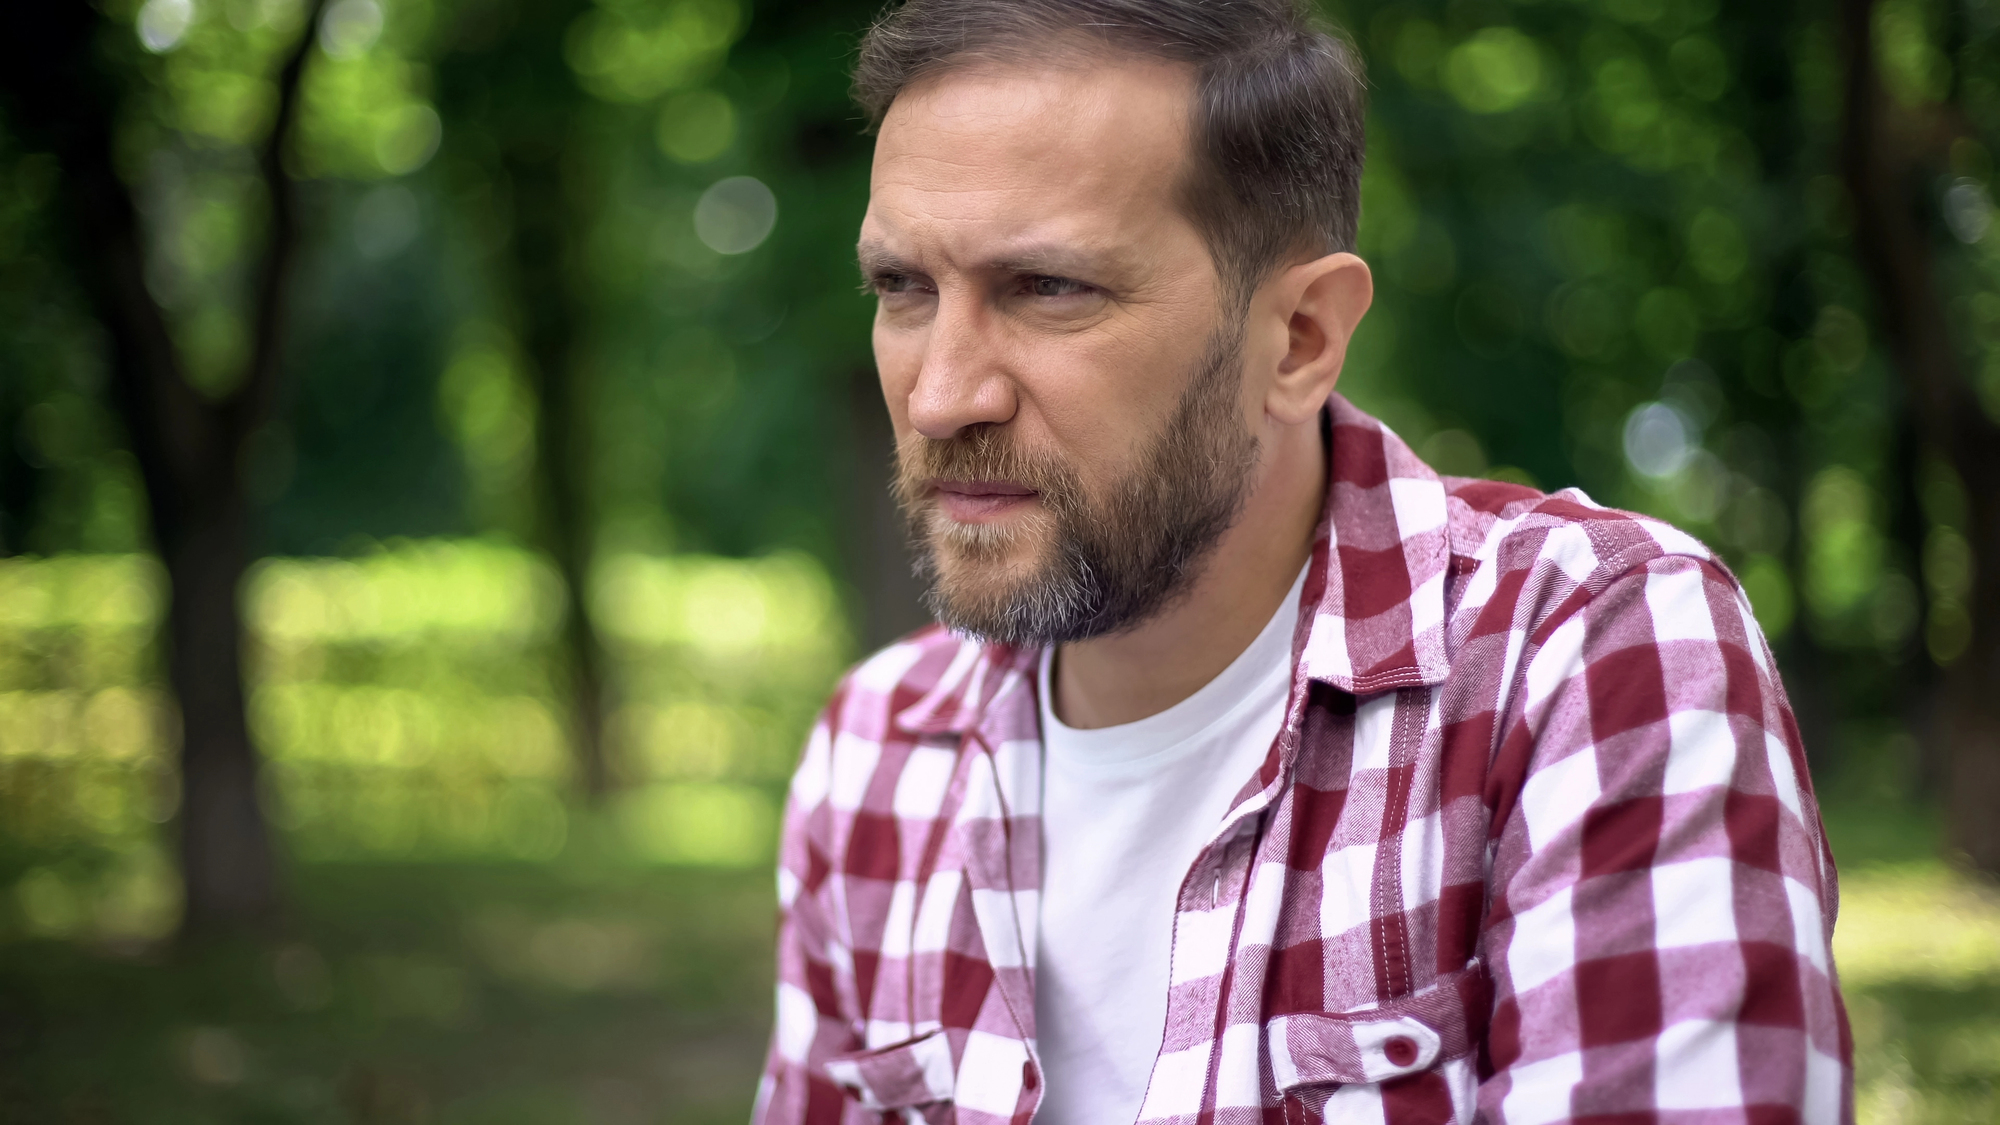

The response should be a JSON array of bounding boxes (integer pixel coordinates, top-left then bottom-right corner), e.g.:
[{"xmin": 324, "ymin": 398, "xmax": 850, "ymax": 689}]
[{"xmin": 861, "ymin": 58, "xmax": 1262, "ymax": 643}]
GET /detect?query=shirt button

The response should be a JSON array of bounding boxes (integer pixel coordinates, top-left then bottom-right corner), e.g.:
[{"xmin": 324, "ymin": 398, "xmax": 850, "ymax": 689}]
[
  {"xmin": 1383, "ymin": 1035, "xmax": 1419, "ymax": 1067},
  {"xmin": 1023, "ymin": 1060, "xmax": 1039, "ymax": 1089}
]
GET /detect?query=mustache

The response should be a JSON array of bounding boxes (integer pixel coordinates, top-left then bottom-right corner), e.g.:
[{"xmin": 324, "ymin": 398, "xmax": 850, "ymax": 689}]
[{"xmin": 892, "ymin": 426, "xmax": 1082, "ymax": 515}]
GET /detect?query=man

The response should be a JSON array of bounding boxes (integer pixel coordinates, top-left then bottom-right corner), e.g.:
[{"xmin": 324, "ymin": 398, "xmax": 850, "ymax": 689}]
[{"xmin": 754, "ymin": 1, "xmax": 1851, "ymax": 1122}]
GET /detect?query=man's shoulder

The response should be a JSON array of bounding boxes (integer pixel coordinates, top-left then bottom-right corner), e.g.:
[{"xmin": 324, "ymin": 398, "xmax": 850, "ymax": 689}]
[{"xmin": 1441, "ymin": 475, "xmax": 1720, "ymax": 591}]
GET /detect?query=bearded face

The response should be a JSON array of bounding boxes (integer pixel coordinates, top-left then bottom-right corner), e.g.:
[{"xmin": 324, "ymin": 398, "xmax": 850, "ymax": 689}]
[
  {"xmin": 862, "ymin": 60, "xmax": 1281, "ymax": 645},
  {"xmin": 895, "ymin": 319, "xmax": 1259, "ymax": 645}
]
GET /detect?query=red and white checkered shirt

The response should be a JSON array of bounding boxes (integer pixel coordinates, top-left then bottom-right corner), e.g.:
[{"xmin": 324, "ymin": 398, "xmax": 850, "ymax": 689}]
[{"xmin": 753, "ymin": 394, "xmax": 1852, "ymax": 1125}]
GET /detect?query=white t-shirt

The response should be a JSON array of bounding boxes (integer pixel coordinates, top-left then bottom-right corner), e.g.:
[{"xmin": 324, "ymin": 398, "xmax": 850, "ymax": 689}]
[{"xmin": 1033, "ymin": 563, "xmax": 1308, "ymax": 1125}]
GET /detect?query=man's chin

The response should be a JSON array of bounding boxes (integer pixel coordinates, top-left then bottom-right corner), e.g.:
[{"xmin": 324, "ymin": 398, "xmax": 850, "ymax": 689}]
[
  {"xmin": 921, "ymin": 504, "xmax": 1045, "ymax": 562},
  {"xmin": 919, "ymin": 538, "xmax": 1061, "ymax": 639},
  {"xmin": 926, "ymin": 540, "xmax": 1042, "ymax": 596}
]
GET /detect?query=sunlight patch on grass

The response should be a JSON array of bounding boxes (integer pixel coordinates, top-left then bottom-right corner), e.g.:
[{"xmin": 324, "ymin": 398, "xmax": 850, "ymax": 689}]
[
  {"xmin": 1836, "ymin": 860, "xmax": 2000, "ymax": 1125},
  {"xmin": 616, "ymin": 782, "xmax": 777, "ymax": 867},
  {"xmin": 1834, "ymin": 861, "xmax": 2000, "ymax": 988},
  {"xmin": 0, "ymin": 545, "xmax": 841, "ymax": 875}
]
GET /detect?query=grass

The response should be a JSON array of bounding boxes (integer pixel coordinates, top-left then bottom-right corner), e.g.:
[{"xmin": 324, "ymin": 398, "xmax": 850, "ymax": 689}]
[
  {"xmin": 0, "ymin": 802, "xmax": 1994, "ymax": 1124},
  {"xmin": 1823, "ymin": 797, "xmax": 2000, "ymax": 1124},
  {"xmin": 0, "ymin": 835, "xmax": 777, "ymax": 1125}
]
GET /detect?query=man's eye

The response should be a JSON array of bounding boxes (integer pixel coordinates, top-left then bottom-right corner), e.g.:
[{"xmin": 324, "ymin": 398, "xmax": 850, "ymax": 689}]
[
  {"xmin": 1027, "ymin": 276, "xmax": 1089, "ymax": 298},
  {"xmin": 873, "ymin": 273, "xmax": 928, "ymax": 296}
]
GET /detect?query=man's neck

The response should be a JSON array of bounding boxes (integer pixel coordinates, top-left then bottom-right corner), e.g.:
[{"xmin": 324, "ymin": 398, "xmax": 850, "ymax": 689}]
[{"xmin": 1049, "ymin": 420, "xmax": 1327, "ymax": 730}]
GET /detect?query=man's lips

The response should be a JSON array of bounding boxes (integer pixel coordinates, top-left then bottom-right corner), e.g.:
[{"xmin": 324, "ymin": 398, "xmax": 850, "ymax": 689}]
[{"xmin": 932, "ymin": 479, "xmax": 1038, "ymax": 521}]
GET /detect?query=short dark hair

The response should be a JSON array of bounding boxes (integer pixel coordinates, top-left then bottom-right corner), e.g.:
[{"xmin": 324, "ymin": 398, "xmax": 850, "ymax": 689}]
[{"xmin": 851, "ymin": 0, "xmax": 1367, "ymax": 303}]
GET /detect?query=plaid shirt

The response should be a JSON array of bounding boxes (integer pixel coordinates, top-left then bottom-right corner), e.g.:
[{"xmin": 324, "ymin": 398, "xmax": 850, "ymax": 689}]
[{"xmin": 753, "ymin": 395, "xmax": 1852, "ymax": 1125}]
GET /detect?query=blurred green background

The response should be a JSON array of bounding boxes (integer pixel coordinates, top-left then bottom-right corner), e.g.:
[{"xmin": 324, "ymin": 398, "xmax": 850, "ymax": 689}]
[{"xmin": 1, "ymin": 0, "xmax": 1998, "ymax": 1121}]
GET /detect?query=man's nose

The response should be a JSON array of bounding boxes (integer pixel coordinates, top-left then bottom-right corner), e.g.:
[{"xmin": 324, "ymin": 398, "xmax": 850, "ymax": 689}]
[{"xmin": 905, "ymin": 294, "xmax": 1018, "ymax": 441}]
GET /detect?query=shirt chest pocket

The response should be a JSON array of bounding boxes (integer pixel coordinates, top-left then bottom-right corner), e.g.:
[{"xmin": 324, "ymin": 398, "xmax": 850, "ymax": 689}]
[
  {"xmin": 824, "ymin": 1029, "xmax": 956, "ymax": 1123},
  {"xmin": 1266, "ymin": 963, "xmax": 1487, "ymax": 1125}
]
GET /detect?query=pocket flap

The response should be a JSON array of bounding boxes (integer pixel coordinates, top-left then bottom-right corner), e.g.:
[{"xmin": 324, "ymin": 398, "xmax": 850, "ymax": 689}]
[
  {"xmin": 1269, "ymin": 962, "xmax": 1489, "ymax": 1090},
  {"xmin": 824, "ymin": 1029, "xmax": 956, "ymax": 1111}
]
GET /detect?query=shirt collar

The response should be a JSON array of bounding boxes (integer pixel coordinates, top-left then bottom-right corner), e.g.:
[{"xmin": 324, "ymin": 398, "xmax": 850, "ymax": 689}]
[
  {"xmin": 893, "ymin": 638, "xmax": 1039, "ymax": 737},
  {"xmin": 1298, "ymin": 393, "xmax": 1454, "ymax": 694}
]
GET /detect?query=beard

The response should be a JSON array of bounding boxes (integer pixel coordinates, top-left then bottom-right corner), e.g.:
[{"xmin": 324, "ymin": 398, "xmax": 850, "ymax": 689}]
[{"xmin": 893, "ymin": 320, "xmax": 1261, "ymax": 646}]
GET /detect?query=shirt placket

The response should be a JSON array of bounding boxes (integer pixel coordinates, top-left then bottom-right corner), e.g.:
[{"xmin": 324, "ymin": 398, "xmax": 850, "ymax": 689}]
[
  {"xmin": 1145, "ymin": 705, "xmax": 1309, "ymax": 1117},
  {"xmin": 1367, "ymin": 686, "xmax": 1435, "ymax": 1003}
]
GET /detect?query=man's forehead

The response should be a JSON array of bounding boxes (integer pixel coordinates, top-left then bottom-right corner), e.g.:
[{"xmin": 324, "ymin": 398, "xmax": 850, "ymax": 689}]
[
  {"xmin": 861, "ymin": 57, "xmax": 1197, "ymax": 267},
  {"xmin": 884, "ymin": 53, "xmax": 1189, "ymax": 136}
]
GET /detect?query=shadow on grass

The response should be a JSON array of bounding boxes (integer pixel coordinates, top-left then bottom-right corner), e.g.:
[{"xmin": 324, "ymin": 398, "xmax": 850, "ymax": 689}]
[
  {"xmin": 0, "ymin": 857, "xmax": 776, "ymax": 1125},
  {"xmin": 5, "ymin": 798, "xmax": 1992, "ymax": 1124},
  {"xmin": 1848, "ymin": 979, "xmax": 2000, "ymax": 1124}
]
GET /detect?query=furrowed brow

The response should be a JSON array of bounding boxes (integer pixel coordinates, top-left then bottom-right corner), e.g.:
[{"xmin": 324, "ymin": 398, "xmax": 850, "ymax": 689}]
[
  {"xmin": 856, "ymin": 239, "xmax": 1133, "ymax": 285},
  {"xmin": 986, "ymin": 242, "xmax": 1124, "ymax": 281},
  {"xmin": 857, "ymin": 242, "xmax": 917, "ymax": 279}
]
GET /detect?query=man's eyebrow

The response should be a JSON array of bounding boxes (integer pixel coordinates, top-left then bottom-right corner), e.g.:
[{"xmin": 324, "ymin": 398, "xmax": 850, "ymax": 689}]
[
  {"xmin": 855, "ymin": 240, "xmax": 1132, "ymax": 280},
  {"xmin": 856, "ymin": 242, "xmax": 916, "ymax": 276},
  {"xmin": 984, "ymin": 243, "xmax": 1120, "ymax": 278}
]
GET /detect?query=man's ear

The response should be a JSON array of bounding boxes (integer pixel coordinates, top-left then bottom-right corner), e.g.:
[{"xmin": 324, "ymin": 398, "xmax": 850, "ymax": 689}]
[{"xmin": 1262, "ymin": 252, "xmax": 1373, "ymax": 426}]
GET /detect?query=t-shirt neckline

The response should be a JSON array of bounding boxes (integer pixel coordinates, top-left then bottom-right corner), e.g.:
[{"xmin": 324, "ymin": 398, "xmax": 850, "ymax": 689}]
[{"xmin": 1037, "ymin": 561, "xmax": 1309, "ymax": 770}]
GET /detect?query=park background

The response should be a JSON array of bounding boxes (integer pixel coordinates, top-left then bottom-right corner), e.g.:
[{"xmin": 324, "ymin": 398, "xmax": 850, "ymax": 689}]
[{"xmin": 1, "ymin": 0, "xmax": 1998, "ymax": 1120}]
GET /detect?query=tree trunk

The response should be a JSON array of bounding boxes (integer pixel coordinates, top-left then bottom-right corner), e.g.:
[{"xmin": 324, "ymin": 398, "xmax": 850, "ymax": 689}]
[
  {"xmin": 847, "ymin": 369, "xmax": 931, "ymax": 651},
  {"xmin": 1839, "ymin": 0, "xmax": 2000, "ymax": 872},
  {"xmin": 431, "ymin": 0, "xmax": 613, "ymax": 801},
  {"xmin": 510, "ymin": 137, "xmax": 612, "ymax": 799},
  {"xmin": 1947, "ymin": 474, "xmax": 2000, "ymax": 870},
  {"xmin": 167, "ymin": 505, "xmax": 274, "ymax": 923},
  {"xmin": 0, "ymin": 0, "xmax": 325, "ymax": 929}
]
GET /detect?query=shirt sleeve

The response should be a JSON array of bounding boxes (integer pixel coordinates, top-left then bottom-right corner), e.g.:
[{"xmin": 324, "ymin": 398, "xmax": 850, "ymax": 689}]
[
  {"xmin": 1477, "ymin": 553, "xmax": 1853, "ymax": 1124},
  {"xmin": 751, "ymin": 712, "xmax": 866, "ymax": 1125}
]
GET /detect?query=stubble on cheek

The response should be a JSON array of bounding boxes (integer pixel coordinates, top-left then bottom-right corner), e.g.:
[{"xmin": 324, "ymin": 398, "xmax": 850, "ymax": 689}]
[{"xmin": 880, "ymin": 309, "xmax": 1256, "ymax": 645}]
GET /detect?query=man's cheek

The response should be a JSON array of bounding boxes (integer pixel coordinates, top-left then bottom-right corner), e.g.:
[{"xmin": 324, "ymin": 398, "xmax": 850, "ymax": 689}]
[{"xmin": 873, "ymin": 341, "xmax": 920, "ymax": 405}]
